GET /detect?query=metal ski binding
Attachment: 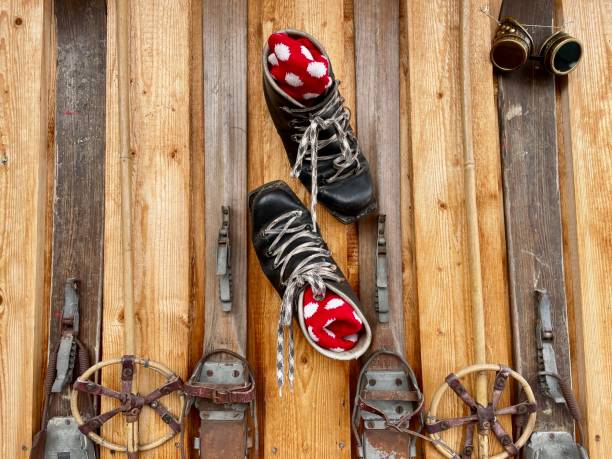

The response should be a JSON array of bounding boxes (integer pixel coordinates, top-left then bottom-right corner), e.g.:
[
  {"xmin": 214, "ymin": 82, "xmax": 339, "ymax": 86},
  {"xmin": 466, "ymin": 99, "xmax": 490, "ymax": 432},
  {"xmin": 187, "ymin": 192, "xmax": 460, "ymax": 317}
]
[
  {"xmin": 52, "ymin": 279, "xmax": 81, "ymax": 393},
  {"xmin": 352, "ymin": 216, "xmax": 425, "ymax": 459},
  {"xmin": 352, "ymin": 350, "xmax": 425, "ymax": 459},
  {"xmin": 185, "ymin": 348, "xmax": 257, "ymax": 457},
  {"xmin": 522, "ymin": 290, "xmax": 589, "ymax": 459},
  {"xmin": 217, "ymin": 206, "xmax": 232, "ymax": 312},
  {"xmin": 30, "ymin": 279, "xmax": 97, "ymax": 459},
  {"xmin": 535, "ymin": 290, "xmax": 564, "ymax": 403},
  {"xmin": 184, "ymin": 206, "xmax": 258, "ymax": 459},
  {"xmin": 375, "ymin": 216, "xmax": 389, "ymax": 324}
]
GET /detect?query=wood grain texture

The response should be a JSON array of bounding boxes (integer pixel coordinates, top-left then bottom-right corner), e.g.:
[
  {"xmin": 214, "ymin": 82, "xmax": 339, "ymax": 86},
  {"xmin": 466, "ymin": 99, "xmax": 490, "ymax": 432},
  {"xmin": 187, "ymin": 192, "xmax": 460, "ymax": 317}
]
[
  {"xmin": 247, "ymin": 1, "xmax": 352, "ymax": 457},
  {"xmin": 202, "ymin": 0, "xmax": 248, "ymax": 357},
  {"xmin": 561, "ymin": 0, "xmax": 612, "ymax": 454},
  {"xmin": 49, "ymin": 0, "xmax": 106, "ymax": 418},
  {"xmin": 187, "ymin": 0, "xmax": 205, "ymax": 451},
  {"xmin": 355, "ymin": 0, "xmax": 404, "ymax": 359},
  {"xmin": 405, "ymin": 0, "xmax": 512, "ymax": 455},
  {"xmin": 4, "ymin": 1, "xmax": 612, "ymax": 458},
  {"xmin": 0, "ymin": 0, "xmax": 52, "ymax": 456},
  {"xmin": 497, "ymin": 0, "xmax": 574, "ymax": 433},
  {"xmin": 101, "ymin": 0, "xmax": 191, "ymax": 456},
  {"xmin": 399, "ymin": 0, "xmax": 422, "ymax": 390}
]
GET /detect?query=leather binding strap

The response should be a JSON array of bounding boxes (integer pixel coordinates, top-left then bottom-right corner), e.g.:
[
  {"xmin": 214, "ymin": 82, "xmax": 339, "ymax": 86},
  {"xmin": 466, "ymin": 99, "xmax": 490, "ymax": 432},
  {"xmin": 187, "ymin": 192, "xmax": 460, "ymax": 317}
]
[{"xmin": 184, "ymin": 349, "xmax": 257, "ymax": 459}]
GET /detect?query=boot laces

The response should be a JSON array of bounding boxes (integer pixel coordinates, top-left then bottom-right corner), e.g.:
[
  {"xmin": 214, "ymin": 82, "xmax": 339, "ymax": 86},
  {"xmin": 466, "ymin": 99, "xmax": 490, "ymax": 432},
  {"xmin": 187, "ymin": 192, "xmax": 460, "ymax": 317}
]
[
  {"xmin": 283, "ymin": 88, "xmax": 361, "ymax": 227},
  {"xmin": 263, "ymin": 209, "xmax": 341, "ymax": 394}
]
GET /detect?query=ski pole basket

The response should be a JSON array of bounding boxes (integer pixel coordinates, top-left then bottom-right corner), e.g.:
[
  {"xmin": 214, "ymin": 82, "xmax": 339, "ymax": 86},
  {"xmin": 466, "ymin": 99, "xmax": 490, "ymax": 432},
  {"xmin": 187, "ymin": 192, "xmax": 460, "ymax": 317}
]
[
  {"xmin": 426, "ymin": 365, "xmax": 537, "ymax": 458},
  {"xmin": 70, "ymin": 356, "xmax": 184, "ymax": 453}
]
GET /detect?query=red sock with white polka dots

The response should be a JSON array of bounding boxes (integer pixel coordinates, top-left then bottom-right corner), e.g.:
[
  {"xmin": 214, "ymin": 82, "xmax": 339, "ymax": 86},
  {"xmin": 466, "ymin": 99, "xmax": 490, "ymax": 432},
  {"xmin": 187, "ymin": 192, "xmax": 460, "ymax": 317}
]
[
  {"xmin": 302, "ymin": 287, "xmax": 363, "ymax": 352},
  {"xmin": 267, "ymin": 32, "xmax": 333, "ymax": 104}
]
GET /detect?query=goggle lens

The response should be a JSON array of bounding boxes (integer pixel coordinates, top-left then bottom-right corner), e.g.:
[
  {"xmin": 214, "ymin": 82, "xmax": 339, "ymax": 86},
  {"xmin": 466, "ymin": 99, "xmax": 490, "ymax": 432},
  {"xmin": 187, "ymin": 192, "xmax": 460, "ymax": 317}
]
[
  {"xmin": 491, "ymin": 40, "xmax": 527, "ymax": 71},
  {"xmin": 553, "ymin": 40, "xmax": 582, "ymax": 74}
]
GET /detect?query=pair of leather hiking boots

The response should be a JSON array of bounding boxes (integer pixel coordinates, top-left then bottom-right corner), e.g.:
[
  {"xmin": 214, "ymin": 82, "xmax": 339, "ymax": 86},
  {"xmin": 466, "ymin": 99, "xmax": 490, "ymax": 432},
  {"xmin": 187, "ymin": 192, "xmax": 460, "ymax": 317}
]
[{"xmin": 250, "ymin": 30, "xmax": 376, "ymax": 391}]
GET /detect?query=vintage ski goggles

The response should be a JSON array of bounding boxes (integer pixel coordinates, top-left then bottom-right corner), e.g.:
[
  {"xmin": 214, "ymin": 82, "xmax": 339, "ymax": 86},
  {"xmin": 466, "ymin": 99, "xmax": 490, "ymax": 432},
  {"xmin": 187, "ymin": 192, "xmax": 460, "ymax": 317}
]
[{"xmin": 491, "ymin": 17, "xmax": 582, "ymax": 75}]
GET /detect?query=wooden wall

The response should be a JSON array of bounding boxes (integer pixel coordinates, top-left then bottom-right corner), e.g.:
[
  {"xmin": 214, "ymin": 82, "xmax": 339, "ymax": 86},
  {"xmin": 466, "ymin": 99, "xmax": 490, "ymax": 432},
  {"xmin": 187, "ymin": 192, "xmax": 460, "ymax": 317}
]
[{"xmin": 0, "ymin": 0, "xmax": 610, "ymax": 458}]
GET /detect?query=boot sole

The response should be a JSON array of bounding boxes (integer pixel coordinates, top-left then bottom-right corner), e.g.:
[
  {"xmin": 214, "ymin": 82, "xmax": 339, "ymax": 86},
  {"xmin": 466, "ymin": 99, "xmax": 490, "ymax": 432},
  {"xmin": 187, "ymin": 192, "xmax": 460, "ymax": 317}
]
[
  {"xmin": 327, "ymin": 198, "xmax": 377, "ymax": 224},
  {"xmin": 248, "ymin": 180, "xmax": 377, "ymax": 225}
]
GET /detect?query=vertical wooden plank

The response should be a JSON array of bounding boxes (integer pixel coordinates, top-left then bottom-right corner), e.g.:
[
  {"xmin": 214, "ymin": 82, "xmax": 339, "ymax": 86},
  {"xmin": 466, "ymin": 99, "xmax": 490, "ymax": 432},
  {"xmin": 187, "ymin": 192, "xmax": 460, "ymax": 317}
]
[
  {"xmin": 188, "ymin": 0, "xmax": 205, "ymax": 451},
  {"xmin": 247, "ymin": 1, "xmax": 352, "ymax": 457},
  {"xmin": 102, "ymin": 0, "xmax": 191, "ymax": 456},
  {"xmin": 399, "ymin": 0, "xmax": 422, "ymax": 390},
  {"xmin": 202, "ymin": 0, "xmax": 248, "ymax": 356},
  {"xmin": 561, "ymin": 0, "xmax": 612, "ymax": 454},
  {"xmin": 355, "ymin": 0, "xmax": 403, "ymax": 356},
  {"xmin": 49, "ymin": 0, "xmax": 106, "ymax": 417},
  {"xmin": 0, "ymin": 0, "xmax": 52, "ymax": 456},
  {"xmin": 405, "ymin": 0, "xmax": 512, "ymax": 455},
  {"xmin": 497, "ymin": 0, "xmax": 573, "ymax": 433}
]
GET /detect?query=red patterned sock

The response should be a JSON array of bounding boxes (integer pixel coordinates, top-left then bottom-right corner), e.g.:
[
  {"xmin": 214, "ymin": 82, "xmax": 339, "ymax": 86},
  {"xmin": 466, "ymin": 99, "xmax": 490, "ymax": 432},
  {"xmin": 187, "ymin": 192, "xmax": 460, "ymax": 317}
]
[
  {"xmin": 302, "ymin": 287, "xmax": 363, "ymax": 352},
  {"xmin": 267, "ymin": 32, "xmax": 332, "ymax": 104}
]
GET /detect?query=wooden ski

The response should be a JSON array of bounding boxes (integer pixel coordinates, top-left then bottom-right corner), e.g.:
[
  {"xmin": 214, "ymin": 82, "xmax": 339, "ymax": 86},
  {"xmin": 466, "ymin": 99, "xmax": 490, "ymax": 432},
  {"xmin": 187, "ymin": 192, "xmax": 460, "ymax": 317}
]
[
  {"xmin": 496, "ymin": 1, "xmax": 586, "ymax": 456},
  {"xmin": 352, "ymin": 2, "xmax": 424, "ymax": 458},
  {"xmin": 183, "ymin": 1, "xmax": 257, "ymax": 458},
  {"xmin": 30, "ymin": 1, "xmax": 106, "ymax": 457}
]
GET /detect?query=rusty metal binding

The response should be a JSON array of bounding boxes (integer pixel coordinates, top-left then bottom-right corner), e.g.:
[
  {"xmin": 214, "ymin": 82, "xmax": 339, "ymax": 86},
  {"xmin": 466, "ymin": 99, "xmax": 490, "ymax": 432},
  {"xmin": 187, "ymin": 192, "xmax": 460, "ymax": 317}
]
[
  {"xmin": 425, "ymin": 1, "xmax": 537, "ymax": 456},
  {"xmin": 30, "ymin": 279, "xmax": 97, "ymax": 459},
  {"xmin": 70, "ymin": 1, "xmax": 184, "ymax": 456},
  {"xmin": 351, "ymin": 349, "xmax": 426, "ymax": 458},
  {"xmin": 183, "ymin": 348, "xmax": 258, "ymax": 457}
]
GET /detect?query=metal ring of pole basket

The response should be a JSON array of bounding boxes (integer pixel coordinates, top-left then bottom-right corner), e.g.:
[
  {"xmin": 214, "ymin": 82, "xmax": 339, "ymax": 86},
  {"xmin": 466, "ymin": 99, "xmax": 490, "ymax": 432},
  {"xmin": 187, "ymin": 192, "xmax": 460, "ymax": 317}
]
[
  {"xmin": 70, "ymin": 356, "xmax": 185, "ymax": 452},
  {"xmin": 427, "ymin": 363, "xmax": 537, "ymax": 459}
]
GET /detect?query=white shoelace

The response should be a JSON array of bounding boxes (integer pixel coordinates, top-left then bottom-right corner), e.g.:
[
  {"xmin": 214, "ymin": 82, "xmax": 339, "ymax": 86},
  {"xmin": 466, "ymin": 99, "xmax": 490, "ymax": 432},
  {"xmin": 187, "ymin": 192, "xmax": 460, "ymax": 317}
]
[
  {"xmin": 284, "ymin": 90, "xmax": 361, "ymax": 227},
  {"xmin": 263, "ymin": 209, "xmax": 342, "ymax": 394}
]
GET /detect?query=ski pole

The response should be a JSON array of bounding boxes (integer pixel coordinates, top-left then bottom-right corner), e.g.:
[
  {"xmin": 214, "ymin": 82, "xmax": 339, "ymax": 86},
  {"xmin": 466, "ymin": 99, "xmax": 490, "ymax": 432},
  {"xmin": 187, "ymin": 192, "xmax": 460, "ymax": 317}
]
[
  {"xmin": 116, "ymin": 0, "xmax": 139, "ymax": 454},
  {"xmin": 458, "ymin": 0, "xmax": 489, "ymax": 456}
]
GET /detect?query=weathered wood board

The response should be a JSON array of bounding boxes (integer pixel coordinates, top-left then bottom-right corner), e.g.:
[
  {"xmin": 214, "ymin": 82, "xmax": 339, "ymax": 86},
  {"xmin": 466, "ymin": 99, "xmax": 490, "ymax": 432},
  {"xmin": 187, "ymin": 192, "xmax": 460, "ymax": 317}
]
[
  {"xmin": 48, "ymin": 0, "xmax": 106, "ymax": 418},
  {"xmin": 355, "ymin": 0, "xmax": 404, "ymax": 358},
  {"xmin": 497, "ymin": 0, "xmax": 574, "ymax": 433},
  {"xmin": 561, "ymin": 0, "xmax": 612, "ymax": 455},
  {"xmin": 354, "ymin": 2, "xmax": 417, "ymax": 456},
  {"xmin": 202, "ymin": 0, "xmax": 248, "ymax": 358},
  {"xmin": 0, "ymin": 1, "xmax": 53, "ymax": 457},
  {"xmin": 2, "ymin": 0, "xmax": 612, "ymax": 458},
  {"xmin": 405, "ymin": 0, "xmax": 513, "ymax": 456},
  {"xmin": 101, "ymin": 0, "xmax": 191, "ymax": 456},
  {"xmin": 247, "ymin": 1, "xmax": 353, "ymax": 457}
]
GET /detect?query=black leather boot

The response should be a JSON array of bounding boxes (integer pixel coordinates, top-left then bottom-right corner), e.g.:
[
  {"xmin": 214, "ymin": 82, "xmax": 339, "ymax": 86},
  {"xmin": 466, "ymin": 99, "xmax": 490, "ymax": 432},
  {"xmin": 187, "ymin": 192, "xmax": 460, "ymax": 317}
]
[
  {"xmin": 262, "ymin": 29, "xmax": 376, "ymax": 224},
  {"xmin": 249, "ymin": 181, "xmax": 372, "ymax": 391}
]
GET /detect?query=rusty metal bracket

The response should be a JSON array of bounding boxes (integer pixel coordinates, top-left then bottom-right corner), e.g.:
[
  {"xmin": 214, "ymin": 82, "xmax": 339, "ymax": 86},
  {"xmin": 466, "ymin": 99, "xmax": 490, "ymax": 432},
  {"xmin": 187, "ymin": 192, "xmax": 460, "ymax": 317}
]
[
  {"xmin": 217, "ymin": 206, "xmax": 232, "ymax": 313},
  {"xmin": 44, "ymin": 416, "xmax": 97, "ymax": 459},
  {"xmin": 524, "ymin": 431, "xmax": 589, "ymax": 459},
  {"xmin": 51, "ymin": 279, "xmax": 80, "ymax": 393},
  {"xmin": 535, "ymin": 289, "xmax": 564, "ymax": 403},
  {"xmin": 375, "ymin": 215, "xmax": 389, "ymax": 324}
]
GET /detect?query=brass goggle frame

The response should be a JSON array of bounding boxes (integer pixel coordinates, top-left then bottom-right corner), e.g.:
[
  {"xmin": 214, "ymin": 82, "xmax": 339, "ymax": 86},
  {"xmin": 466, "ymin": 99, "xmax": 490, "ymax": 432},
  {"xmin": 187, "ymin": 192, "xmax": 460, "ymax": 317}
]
[{"xmin": 491, "ymin": 17, "xmax": 583, "ymax": 75}]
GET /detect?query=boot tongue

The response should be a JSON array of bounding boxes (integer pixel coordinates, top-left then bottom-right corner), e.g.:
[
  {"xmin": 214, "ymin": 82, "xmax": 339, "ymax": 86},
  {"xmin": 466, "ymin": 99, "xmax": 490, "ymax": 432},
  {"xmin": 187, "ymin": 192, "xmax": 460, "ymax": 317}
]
[
  {"xmin": 302, "ymin": 286, "xmax": 363, "ymax": 352},
  {"xmin": 267, "ymin": 32, "xmax": 333, "ymax": 106}
]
